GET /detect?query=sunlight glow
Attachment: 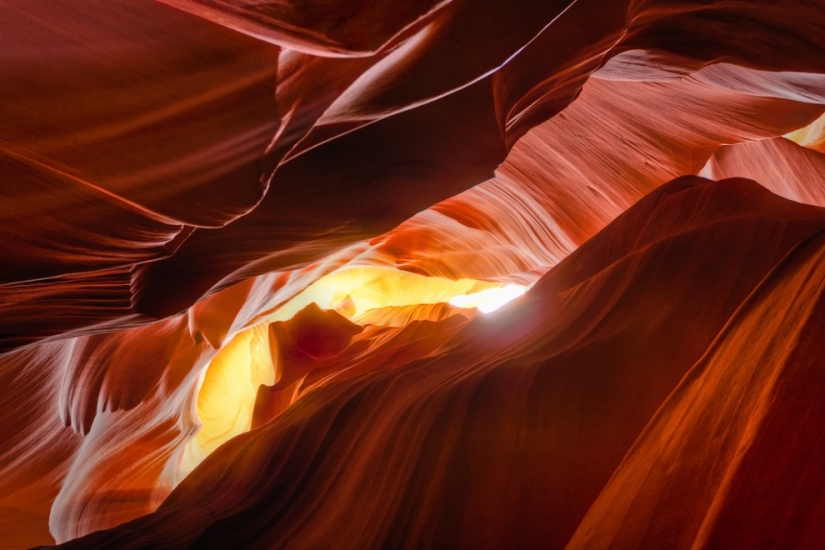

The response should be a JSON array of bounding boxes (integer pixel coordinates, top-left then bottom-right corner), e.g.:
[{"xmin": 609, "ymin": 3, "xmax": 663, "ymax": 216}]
[
  {"xmin": 785, "ymin": 112, "xmax": 825, "ymax": 150},
  {"xmin": 179, "ymin": 269, "xmax": 530, "ymax": 482},
  {"xmin": 179, "ymin": 324, "xmax": 275, "ymax": 480},
  {"xmin": 264, "ymin": 267, "xmax": 505, "ymax": 322},
  {"xmin": 449, "ymin": 284, "xmax": 529, "ymax": 313}
]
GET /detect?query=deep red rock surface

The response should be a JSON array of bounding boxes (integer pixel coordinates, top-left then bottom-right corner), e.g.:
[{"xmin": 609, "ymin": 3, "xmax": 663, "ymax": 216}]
[{"xmin": 2, "ymin": 1, "xmax": 825, "ymax": 548}]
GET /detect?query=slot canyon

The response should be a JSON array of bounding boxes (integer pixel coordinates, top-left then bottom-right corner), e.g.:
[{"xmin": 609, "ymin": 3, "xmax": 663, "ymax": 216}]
[{"xmin": 2, "ymin": 1, "xmax": 825, "ymax": 548}]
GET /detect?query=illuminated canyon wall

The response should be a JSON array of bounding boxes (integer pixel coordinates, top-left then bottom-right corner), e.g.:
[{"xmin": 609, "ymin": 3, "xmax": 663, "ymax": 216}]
[{"xmin": 1, "ymin": 1, "xmax": 825, "ymax": 548}]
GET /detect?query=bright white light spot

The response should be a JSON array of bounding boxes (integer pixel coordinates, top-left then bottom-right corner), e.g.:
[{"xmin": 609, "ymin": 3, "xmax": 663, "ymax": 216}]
[{"xmin": 449, "ymin": 284, "xmax": 529, "ymax": 313}]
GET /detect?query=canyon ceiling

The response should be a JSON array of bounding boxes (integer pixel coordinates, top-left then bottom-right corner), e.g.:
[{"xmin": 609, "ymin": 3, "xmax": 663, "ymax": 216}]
[{"xmin": 2, "ymin": 0, "xmax": 825, "ymax": 548}]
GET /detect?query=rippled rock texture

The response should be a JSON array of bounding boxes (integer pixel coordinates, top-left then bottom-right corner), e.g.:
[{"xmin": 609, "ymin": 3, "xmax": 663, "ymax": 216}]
[{"xmin": 2, "ymin": 1, "xmax": 825, "ymax": 548}]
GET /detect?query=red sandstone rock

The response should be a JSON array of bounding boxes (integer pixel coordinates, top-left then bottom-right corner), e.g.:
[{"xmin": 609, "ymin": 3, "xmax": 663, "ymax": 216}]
[{"xmin": 1, "ymin": 0, "xmax": 825, "ymax": 548}]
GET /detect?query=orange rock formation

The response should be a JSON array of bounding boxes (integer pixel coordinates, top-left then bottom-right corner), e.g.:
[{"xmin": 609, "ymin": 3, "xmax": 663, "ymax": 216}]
[{"xmin": 1, "ymin": 1, "xmax": 825, "ymax": 548}]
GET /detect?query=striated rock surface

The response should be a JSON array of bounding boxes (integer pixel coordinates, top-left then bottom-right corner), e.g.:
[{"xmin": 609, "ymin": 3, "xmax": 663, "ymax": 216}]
[
  {"xmin": 2, "ymin": 0, "xmax": 825, "ymax": 548},
  {"xmin": 45, "ymin": 177, "xmax": 825, "ymax": 548}
]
